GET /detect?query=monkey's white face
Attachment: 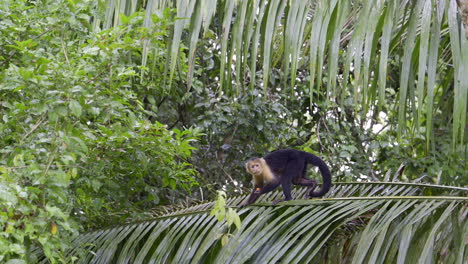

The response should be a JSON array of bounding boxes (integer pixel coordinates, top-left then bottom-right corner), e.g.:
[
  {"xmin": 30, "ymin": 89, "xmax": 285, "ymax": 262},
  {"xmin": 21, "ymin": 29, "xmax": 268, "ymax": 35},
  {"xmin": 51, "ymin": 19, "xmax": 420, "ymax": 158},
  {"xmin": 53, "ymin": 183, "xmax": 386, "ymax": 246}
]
[{"xmin": 247, "ymin": 161, "xmax": 263, "ymax": 175}]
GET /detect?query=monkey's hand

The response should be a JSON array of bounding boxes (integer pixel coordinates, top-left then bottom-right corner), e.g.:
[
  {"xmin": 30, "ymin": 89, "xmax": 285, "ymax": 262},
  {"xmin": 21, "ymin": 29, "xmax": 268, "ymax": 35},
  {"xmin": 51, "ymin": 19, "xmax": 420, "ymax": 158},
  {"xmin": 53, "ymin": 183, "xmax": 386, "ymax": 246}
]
[{"xmin": 239, "ymin": 188, "xmax": 262, "ymax": 208}]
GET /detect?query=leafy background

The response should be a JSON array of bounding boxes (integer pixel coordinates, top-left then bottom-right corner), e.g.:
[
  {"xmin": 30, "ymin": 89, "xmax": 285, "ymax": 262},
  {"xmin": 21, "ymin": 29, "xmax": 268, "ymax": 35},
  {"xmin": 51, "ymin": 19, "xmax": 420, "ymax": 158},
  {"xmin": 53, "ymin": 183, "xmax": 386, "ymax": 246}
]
[{"xmin": 0, "ymin": 0, "xmax": 467, "ymax": 262}]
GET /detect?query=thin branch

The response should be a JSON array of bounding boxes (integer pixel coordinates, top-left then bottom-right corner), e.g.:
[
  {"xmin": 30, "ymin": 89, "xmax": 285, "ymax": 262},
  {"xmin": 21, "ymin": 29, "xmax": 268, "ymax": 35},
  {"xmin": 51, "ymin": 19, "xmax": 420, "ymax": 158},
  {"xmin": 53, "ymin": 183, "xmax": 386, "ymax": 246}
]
[
  {"xmin": 20, "ymin": 112, "xmax": 47, "ymax": 142},
  {"xmin": 60, "ymin": 31, "xmax": 70, "ymax": 66},
  {"xmin": 217, "ymin": 161, "xmax": 243, "ymax": 193}
]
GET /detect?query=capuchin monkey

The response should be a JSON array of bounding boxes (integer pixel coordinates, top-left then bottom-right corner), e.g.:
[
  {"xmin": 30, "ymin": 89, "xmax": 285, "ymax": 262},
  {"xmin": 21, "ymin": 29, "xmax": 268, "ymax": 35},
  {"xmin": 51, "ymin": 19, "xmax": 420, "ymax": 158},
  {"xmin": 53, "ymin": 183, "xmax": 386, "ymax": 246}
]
[{"xmin": 240, "ymin": 149, "xmax": 331, "ymax": 207}]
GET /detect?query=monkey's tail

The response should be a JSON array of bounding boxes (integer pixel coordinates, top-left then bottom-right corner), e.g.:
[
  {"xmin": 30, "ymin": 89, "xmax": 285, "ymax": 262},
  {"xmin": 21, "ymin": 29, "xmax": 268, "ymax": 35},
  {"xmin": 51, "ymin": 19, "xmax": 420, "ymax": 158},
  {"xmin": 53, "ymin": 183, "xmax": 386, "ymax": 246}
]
[{"xmin": 306, "ymin": 154, "xmax": 332, "ymax": 197}]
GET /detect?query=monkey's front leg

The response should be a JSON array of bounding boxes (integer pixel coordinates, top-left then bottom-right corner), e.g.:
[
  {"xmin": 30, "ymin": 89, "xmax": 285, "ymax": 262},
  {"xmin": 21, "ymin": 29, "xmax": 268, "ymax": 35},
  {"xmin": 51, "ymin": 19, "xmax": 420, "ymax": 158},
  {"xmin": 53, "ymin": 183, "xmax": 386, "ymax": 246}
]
[
  {"xmin": 258, "ymin": 181, "xmax": 280, "ymax": 194},
  {"xmin": 240, "ymin": 181, "xmax": 281, "ymax": 207},
  {"xmin": 258, "ymin": 181, "xmax": 283, "ymax": 205}
]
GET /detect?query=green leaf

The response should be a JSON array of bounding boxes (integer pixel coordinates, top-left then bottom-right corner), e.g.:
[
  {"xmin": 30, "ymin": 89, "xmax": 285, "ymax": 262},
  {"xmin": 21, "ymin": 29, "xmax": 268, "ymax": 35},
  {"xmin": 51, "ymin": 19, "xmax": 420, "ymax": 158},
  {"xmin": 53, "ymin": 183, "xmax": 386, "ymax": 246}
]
[
  {"xmin": 45, "ymin": 205, "xmax": 67, "ymax": 220},
  {"xmin": 397, "ymin": 0, "xmax": 424, "ymax": 138},
  {"xmin": 69, "ymin": 100, "xmax": 82, "ymax": 117},
  {"xmin": 218, "ymin": 0, "xmax": 236, "ymax": 94},
  {"xmin": 71, "ymin": 168, "xmax": 78, "ymax": 178},
  {"xmin": 232, "ymin": 210, "xmax": 241, "ymax": 230},
  {"xmin": 221, "ymin": 234, "xmax": 229, "ymax": 246},
  {"xmin": 226, "ymin": 208, "xmax": 234, "ymax": 226}
]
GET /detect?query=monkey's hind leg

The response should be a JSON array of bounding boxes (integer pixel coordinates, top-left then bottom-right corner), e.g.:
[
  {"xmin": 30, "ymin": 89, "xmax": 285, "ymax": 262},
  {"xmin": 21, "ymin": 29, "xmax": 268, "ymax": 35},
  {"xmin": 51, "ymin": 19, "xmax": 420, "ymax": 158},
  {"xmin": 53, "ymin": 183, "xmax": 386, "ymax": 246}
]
[{"xmin": 292, "ymin": 178, "xmax": 318, "ymax": 198}]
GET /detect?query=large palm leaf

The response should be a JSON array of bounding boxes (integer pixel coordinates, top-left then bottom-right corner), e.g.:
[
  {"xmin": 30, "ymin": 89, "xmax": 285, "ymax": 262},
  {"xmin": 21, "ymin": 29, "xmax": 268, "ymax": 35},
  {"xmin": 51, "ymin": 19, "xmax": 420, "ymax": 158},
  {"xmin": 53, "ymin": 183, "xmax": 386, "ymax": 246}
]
[
  {"xmin": 99, "ymin": 0, "xmax": 468, "ymax": 148},
  {"xmin": 62, "ymin": 182, "xmax": 467, "ymax": 263}
]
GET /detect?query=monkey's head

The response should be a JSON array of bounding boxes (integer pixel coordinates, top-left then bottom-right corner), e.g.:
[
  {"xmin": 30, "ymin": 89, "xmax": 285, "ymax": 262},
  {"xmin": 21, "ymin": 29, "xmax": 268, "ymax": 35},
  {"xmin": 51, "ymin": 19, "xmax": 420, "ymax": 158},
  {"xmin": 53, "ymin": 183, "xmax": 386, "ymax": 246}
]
[{"xmin": 245, "ymin": 158, "xmax": 264, "ymax": 176}]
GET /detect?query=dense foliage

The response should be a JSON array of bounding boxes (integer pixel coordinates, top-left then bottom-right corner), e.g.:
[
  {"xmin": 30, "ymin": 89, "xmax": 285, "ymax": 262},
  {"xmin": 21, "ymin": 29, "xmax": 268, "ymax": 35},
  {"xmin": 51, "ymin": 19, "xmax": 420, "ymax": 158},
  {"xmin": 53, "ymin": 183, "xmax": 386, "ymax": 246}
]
[
  {"xmin": 0, "ymin": 0, "xmax": 466, "ymax": 262},
  {"xmin": 0, "ymin": 1, "xmax": 200, "ymax": 261}
]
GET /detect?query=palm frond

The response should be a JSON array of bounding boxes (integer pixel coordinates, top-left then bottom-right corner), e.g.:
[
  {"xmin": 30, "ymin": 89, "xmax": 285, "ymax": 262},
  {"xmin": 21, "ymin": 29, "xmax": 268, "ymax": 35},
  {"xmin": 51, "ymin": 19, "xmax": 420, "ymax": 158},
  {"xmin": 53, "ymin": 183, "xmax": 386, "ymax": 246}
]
[
  {"xmin": 98, "ymin": 0, "xmax": 468, "ymax": 148},
  {"xmin": 62, "ymin": 182, "xmax": 467, "ymax": 263},
  {"xmin": 144, "ymin": 182, "xmax": 466, "ymax": 217}
]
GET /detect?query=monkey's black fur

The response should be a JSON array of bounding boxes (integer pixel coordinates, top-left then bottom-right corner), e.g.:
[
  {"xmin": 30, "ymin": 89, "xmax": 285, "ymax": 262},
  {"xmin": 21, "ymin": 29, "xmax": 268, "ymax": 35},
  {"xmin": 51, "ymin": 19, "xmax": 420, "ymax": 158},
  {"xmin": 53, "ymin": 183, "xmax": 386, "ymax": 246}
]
[{"xmin": 242, "ymin": 149, "xmax": 331, "ymax": 206}]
